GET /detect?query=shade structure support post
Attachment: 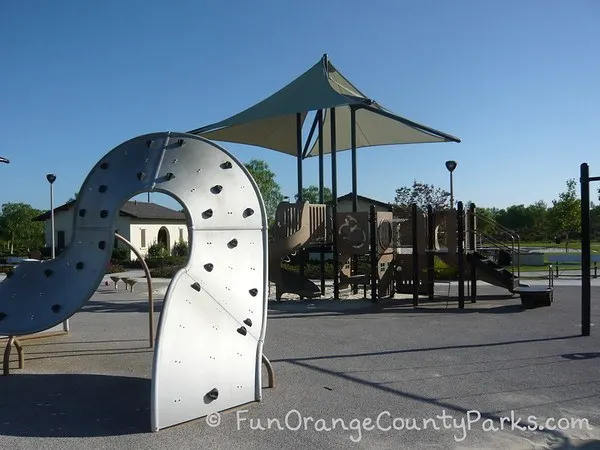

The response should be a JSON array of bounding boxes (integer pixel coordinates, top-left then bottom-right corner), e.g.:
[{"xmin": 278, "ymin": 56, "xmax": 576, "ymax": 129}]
[
  {"xmin": 426, "ymin": 205, "xmax": 435, "ymax": 301},
  {"xmin": 296, "ymin": 112, "xmax": 305, "ymax": 278},
  {"xmin": 370, "ymin": 204, "xmax": 378, "ymax": 302},
  {"xmin": 457, "ymin": 201, "xmax": 465, "ymax": 309},
  {"xmin": 318, "ymin": 109, "xmax": 326, "ymax": 295},
  {"xmin": 350, "ymin": 105, "xmax": 358, "ymax": 294},
  {"xmin": 330, "ymin": 107, "xmax": 339, "ymax": 299},
  {"xmin": 468, "ymin": 203, "xmax": 477, "ymax": 303},
  {"xmin": 581, "ymin": 163, "xmax": 591, "ymax": 336},
  {"xmin": 411, "ymin": 203, "xmax": 419, "ymax": 307}
]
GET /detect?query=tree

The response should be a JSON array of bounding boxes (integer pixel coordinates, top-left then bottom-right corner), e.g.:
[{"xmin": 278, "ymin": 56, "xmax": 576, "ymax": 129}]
[
  {"xmin": 548, "ymin": 179, "xmax": 581, "ymax": 251},
  {"xmin": 393, "ymin": 180, "xmax": 450, "ymax": 211},
  {"xmin": 294, "ymin": 185, "xmax": 333, "ymax": 204},
  {"xmin": 0, "ymin": 203, "xmax": 45, "ymax": 254},
  {"xmin": 244, "ymin": 159, "xmax": 284, "ymax": 220}
]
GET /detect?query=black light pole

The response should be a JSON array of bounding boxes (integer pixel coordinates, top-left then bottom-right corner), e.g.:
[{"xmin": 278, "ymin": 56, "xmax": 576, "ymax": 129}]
[
  {"xmin": 46, "ymin": 174, "xmax": 57, "ymax": 259},
  {"xmin": 445, "ymin": 160, "xmax": 457, "ymax": 209}
]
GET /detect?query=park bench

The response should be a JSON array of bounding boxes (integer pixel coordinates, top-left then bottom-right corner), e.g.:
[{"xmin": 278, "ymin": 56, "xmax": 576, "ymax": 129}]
[{"xmin": 546, "ymin": 253, "xmax": 600, "ymax": 277}]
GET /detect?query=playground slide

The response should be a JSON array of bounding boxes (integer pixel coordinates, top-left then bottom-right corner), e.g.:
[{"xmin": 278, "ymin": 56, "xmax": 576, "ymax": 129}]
[
  {"xmin": 269, "ymin": 202, "xmax": 321, "ymax": 300},
  {"xmin": 436, "ymin": 250, "xmax": 519, "ymax": 293},
  {"xmin": 0, "ymin": 133, "xmax": 269, "ymax": 432}
]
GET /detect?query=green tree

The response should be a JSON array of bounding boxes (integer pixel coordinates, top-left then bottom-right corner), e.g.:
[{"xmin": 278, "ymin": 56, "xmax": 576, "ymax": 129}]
[
  {"xmin": 294, "ymin": 185, "xmax": 333, "ymax": 204},
  {"xmin": 548, "ymin": 179, "xmax": 581, "ymax": 251},
  {"xmin": 0, "ymin": 202, "xmax": 45, "ymax": 254},
  {"xmin": 393, "ymin": 180, "xmax": 450, "ymax": 211},
  {"xmin": 244, "ymin": 159, "xmax": 283, "ymax": 220}
]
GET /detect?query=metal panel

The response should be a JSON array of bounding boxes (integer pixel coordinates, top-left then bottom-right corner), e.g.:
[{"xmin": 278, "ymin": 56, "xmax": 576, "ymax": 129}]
[{"xmin": 0, "ymin": 132, "xmax": 268, "ymax": 432}]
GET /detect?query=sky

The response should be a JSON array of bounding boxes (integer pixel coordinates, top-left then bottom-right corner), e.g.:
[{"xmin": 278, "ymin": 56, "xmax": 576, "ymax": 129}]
[{"xmin": 1, "ymin": 0, "xmax": 599, "ymax": 213}]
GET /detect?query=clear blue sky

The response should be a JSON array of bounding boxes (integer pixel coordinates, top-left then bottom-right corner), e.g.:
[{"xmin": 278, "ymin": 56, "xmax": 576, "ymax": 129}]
[{"xmin": 1, "ymin": 0, "xmax": 598, "ymax": 213}]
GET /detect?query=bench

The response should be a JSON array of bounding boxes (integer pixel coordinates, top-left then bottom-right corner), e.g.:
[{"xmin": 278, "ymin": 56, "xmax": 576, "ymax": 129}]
[{"xmin": 518, "ymin": 286, "xmax": 553, "ymax": 309}]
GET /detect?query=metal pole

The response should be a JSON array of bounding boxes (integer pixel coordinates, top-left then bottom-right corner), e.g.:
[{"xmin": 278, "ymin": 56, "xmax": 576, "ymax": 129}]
[
  {"xmin": 370, "ymin": 204, "xmax": 378, "ymax": 302},
  {"xmin": 115, "ymin": 232, "xmax": 155, "ymax": 347},
  {"xmin": 581, "ymin": 163, "xmax": 591, "ymax": 336},
  {"xmin": 296, "ymin": 112, "xmax": 303, "ymax": 202},
  {"xmin": 318, "ymin": 110, "xmax": 325, "ymax": 295},
  {"xmin": 350, "ymin": 106, "xmax": 358, "ymax": 293},
  {"xmin": 411, "ymin": 203, "xmax": 419, "ymax": 307},
  {"xmin": 469, "ymin": 202, "xmax": 477, "ymax": 303},
  {"xmin": 331, "ymin": 107, "xmax": 339, "ymax": 299},
  {"xmin": 457, "ymin": 201, "xmax": 465, "ymax": 308},
  {"xmin": 50, "ymin": 183, "xmax": 55, "ymax": 259},
  {"xmin": 427, "ymin": 205, "xmax": 435, "ymax": 300},
  {"xmin": 450, "ymin": 171, "xmax": 454, "ymax": 209}
]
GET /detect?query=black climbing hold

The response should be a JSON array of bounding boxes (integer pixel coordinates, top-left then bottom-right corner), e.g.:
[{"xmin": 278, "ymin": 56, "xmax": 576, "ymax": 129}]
[
  {"xmin": 137, "ymin": 172, "xmax": 146, "ymax": 181},
  {"xmin": 98, "ymin": 185, "xmax": 107, "ymax": 193},
  {"xmin": 244, "ymin": 318, "xmax": 252, "ymax": 327},
  {"xmin": 51, "ymin": 304, "xmax": 61, "ymax": 313},
  {"xmin": 191, "ymin": 282, "xmax": 201, "ymax": 292},
  {"xmin": 98, "ymin": 241, "xmax": 106, "ymax": 250},
  {"xmin": 79, "ymin": 209, "xmax": 86, "ymax": 217},
  {"xmin": 242, "ymin": 208, "xmax": 254, "ymax": 218},
  {"xmin": 165, "ymin": 172, "xmax": 175, "ymax": 181},
  {"xmin": 206, "ymin": 388, "xmax": 219, "ymax": 400},
  {"xmin": 76, "ymin": 262, "xmax": 84, "ymax": 270},
  {"xmin": 202, "ymin": 209, "xmax": 213, "ymax": 219},
  {"xmin": 177, "ymin": 139, "xmax": 185, "ymax": 147},
  {"xmin": 249, "ymin": 288, "xmax": 258, "ymax": 297},
  {"xmin": 227, "ymin": 239, "xmax": 238, "ymax": 249},
  {"xmin": 204, "ymin": 263, "xmax": 214, "ymax": 272},
  {"xmin": 237, "ymin": 326, "xmax": 247, "ymax": 336},
  {"xmin": 0, "ymin": 313, "xmax": 6, "ymax": 321},
  {"xmin": 100, "ymin": 162, "xmax": 109, "ymax": 170},
  {"xmin": 220, "ymin": 161, "xmax": 233, "ymax": 169},
  {"xmin": 210, "ymin": 185, "xmax": 223, "ymax": 194},
  {"xmin": 146, "ymin": 139, "xmax": 154, "ymax": 148},
  {"xmin": 44, "ymin": 269, "xmax": 53, "ymax": 278},
  {"xmin": 100, "ymin": 210, "xmax": 108, "ymax": 218}
]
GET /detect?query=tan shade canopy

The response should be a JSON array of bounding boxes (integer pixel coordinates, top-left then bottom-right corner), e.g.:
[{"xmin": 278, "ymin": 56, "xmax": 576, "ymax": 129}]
[{"xmin": 189, "ymin": 54, "xmax": 460, "ymax": 157}]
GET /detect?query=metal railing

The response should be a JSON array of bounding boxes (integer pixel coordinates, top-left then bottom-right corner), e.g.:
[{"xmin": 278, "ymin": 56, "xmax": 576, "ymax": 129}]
[{"xmin": 467, "ymin": 211, "xmax": 521, "ymax": 279}]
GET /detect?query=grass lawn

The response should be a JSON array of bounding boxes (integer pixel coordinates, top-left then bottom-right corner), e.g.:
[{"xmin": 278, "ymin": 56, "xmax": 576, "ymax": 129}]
[{"xmin": 519, "ymin": 241, "xmax": 600, "ymax": 252}]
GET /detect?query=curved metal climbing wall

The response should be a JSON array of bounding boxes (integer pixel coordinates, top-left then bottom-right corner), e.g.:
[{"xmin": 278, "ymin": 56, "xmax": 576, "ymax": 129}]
[{"xmin": 0, "ymin": 132, "xmax": 269, "ymax": 431}]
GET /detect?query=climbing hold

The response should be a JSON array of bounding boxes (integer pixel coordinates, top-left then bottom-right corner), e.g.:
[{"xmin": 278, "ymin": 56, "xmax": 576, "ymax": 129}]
[
  {"xmin": 191, "ymin": 282, "xmax": 201, "ymax": 292},
  {"xmin": 165, "ymin": 173, "xmax": 175, "ymax": 181},
  {"xmin": 98, "ymin": 185, "xmax": 107, "ymax": 193},
  {"xmin": 177, "ymin": 139, "xmax": 185, "ymax": 147},
  {"xmin": 100, "ymin": 210, "xmax": 108, "ymax": 218},
  {"xmin": 51, "ymin": 304, "xmax": 61, "ymax": 313},
  {"xmin": 137, "ymin": 172, "xmax": 146, "ymax": 181},
  {"xmin": 227, "ymin": 239, "xmax": 238, "ymax": 249},
  {"xmin": 237, "ymin": 326, "xmax": 247, "ymax": 336},
  {"xmin": 202, "ymin": 209, "xmax": 213, "ymax": 219},
  {"xmin": 242, "ymin": 208, "xmax": 254, "ymax": 218},
  {"xmin": 44, "ymin": 269, "xmax": 53, "ymax": 278},
  {"xmin": 220, "ymin": 161, "xmax": 233, "ymax": 169},
  {"xmin": 100, "ymin": 162, "xmax": 109, "ymax": 170},
  {"xmin": 243, "ymin": 318, "xmax": 252, "ymax": 327},
  {"xmin": 204, "ymin": 263, "xmax": 214, "ymax": 272},
  {"xmin": 146, "ymin": 139, "xmax": 154, "ymax": 148},
  {"xmin": 0, "ymin": 313, "xmax": 6, "ymax": 321},
  {"xmin": 76, "ymin": 262, "xmax": 84, "ymax": 270},
  {"xmin": 210, "ymin": 185, "xmax": 223, "ymax": 194},
  {"xmin": 206, "ymin": 388, "xmax": 219, "ymax": 400},
  {"xmin": 98, "ymin": 241, "xmax": 106, "ymax": 250},
  {"xmin": 79, "ymin": 209, "xmax": 86, "ymax": 217},
  {"xmin": 249, "ymin": 288, "xmax": 258, "ymax": 297}
]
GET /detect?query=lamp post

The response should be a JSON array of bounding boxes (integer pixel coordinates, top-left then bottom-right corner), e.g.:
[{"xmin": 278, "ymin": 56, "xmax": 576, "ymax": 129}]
[
  {"xmin": 46, "ymin": 174, "xmax": 57, "ymax": 259},
  {"xmin": 445, "ymin": 160, "xmax": 457, "ymax": 209}
]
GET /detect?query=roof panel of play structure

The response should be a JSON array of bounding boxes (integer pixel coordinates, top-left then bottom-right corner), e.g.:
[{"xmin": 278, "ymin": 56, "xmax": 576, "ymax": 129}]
[{"xmin": 189, "ymin": 54, "xmax": 460, "ymax": 157}]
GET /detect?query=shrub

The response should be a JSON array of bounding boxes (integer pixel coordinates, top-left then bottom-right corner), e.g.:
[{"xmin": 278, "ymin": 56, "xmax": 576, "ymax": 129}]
[
  {"xmin": 147, "ymin": 242, "xmax": 169, "ymax": 259},
  {"xmin": 112, "ymin": 246, "xmax": 130, "ymax": 262},
  {"xmin": 149, "ymin": 265, "xmax": 184, "ymax": 278},
  {"xmin": 172, "ymin": 239, "xmax": 189, "ymax": 257}
]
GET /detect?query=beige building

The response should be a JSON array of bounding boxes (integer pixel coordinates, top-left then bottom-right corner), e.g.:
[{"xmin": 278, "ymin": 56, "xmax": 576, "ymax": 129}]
[
  {"xmin": 333, "ymin": 193, "xmax": 393, "ymax": 213},
  {"xmin": 34, "ymin": 200, "xmax": 188, "ymax": 260}
]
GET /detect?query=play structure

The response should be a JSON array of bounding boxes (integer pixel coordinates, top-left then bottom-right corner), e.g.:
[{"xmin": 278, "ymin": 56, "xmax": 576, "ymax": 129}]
[{"xmin": 0, "ymin": 132, "xmax": 269, "ymax": 431}]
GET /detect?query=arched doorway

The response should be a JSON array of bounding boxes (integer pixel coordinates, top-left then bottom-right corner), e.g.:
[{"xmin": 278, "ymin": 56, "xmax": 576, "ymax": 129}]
[{"xmin": 157, "ymin": 227, "xmax": 170, "ymax": 252}]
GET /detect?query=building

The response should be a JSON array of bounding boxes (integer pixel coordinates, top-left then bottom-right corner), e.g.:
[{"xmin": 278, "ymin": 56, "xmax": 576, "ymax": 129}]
[
  {"xmin": 332, "ymin": 193, "xmax": 393, "ymax": 213},
  {"xmin": 34, "ymin": 200, "xmax": 188, "ymax": 260}
]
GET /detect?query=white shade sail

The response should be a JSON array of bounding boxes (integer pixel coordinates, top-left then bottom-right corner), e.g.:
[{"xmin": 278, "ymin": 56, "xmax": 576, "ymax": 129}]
[{"xmin": 190, "ymin": 54, "xmax": 460, "ymax": 157}]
